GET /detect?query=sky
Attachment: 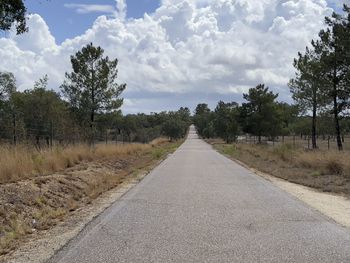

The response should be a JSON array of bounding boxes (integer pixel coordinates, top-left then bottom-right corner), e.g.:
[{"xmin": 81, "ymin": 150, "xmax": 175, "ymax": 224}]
[{"xmin": 0, "ymin": 0, "xmax": 348, "ymax": 113}]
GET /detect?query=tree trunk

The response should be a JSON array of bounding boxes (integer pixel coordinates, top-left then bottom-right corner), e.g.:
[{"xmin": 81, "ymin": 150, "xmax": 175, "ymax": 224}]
[
  {"xmin": 311, "ymin": 99, "xmax": 317, "ymax": 149},
  {"xmin": 332, "ymin": 63, "xmax": 343, "ymax": 151},
  {"xmin": 90, "ymin": 60, "xmax": 95, "ymax": 147},
  {"xmin": 90, "ymin": 110, "xmax": 95, "ymax": 146},
  {"xmin": 12, "ymin": 111, "xmax": 16, "ymax": 145},
  {"xmin": 333, "ymin": 95, "xmax": 343, "ymax": 151},
  {"xmin": 50, "ymin": 120, "xmax": 53, "ymax": 148}
]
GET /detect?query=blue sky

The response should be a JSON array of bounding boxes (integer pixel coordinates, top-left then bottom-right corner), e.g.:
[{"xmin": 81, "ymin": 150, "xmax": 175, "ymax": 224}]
[{"xmin": 26, "ymin": 0, "xmax": 160, "ymax": 43}]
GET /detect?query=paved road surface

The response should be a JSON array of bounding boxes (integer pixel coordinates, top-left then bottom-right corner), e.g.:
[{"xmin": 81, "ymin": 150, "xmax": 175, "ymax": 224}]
[{"xmin": 50, "ymin": 126, "xmax": 350, "ymax": 263}]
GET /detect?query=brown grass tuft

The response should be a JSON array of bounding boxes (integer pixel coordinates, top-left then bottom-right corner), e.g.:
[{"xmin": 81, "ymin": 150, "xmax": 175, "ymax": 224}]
[
  {"xmin": 0, "ymin": 143, "xmax": 159, "ymax": 184},
  {"xmin": 211, "ymin": 140, "xmax": 350, "ymax": 195}
]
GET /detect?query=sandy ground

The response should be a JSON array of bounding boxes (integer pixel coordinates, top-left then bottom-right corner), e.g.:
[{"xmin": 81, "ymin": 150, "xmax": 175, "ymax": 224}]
[
  {"xmin": 0, "ymin": 170, "xmax": 151, "ymax": 263},
  {"xmin": 233, "ymin": 158, "xmax": 350, "ymax": 229}
]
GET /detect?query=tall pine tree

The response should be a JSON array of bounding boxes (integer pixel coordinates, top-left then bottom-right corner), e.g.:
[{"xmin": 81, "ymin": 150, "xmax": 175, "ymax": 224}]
[{"xmin": 61, "ymin": 43, "xmax": 126, "ymax": 145}]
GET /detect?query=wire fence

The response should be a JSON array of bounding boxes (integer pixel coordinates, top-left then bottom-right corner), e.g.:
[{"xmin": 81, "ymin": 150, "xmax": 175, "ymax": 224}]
[{"xmin": 237, "ymin": 135, "xmax": 350, "ymax": 151}]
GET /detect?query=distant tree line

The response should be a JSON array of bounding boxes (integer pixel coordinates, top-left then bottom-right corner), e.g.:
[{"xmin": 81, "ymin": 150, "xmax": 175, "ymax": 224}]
[
  {"xmin": 194, "ymin": 85, "xmax": 350, "ymax": 146},
  {"xmin": 194, "ymin": 85, "xmax": 298, "ymax": 144},
  {"xmin": 0, "ymin": 43, "xmax": 191, "ymax": 147}
]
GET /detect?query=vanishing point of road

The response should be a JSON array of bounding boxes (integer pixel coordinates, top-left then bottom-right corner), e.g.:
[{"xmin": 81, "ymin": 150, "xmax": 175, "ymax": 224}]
[{"xmin": 50, "ymin": 126, "xmax": 350, "ymax": 263}]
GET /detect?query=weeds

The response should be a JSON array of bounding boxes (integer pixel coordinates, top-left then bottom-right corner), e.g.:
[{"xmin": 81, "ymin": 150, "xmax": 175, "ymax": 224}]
[
  {"xmin": 211, "ymin": 140, "xmax": 350, "ymax": 195},
  {"xmin": 0, "ymin": 143, "xmax": 157, "ymax": 184}
]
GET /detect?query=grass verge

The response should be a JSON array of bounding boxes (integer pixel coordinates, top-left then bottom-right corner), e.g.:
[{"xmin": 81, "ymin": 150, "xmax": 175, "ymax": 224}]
[
  {"xmin": 0, "ymin": 140, "xmax": 172, "ymax": 184},
  {"xmin": 208, "ymin": 139, "xmax": 350, "ymax": 196},
  {"xmin": 0, "ymin": 138, "xmax": 183, "ymax": 256}
]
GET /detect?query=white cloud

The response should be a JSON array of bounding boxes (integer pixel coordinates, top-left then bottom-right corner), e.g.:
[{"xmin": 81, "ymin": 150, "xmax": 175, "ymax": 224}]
[
  {"xmin": 0, "ymin": 0, "xmax": 336, "ymax": 113},
  {"xmin": 116, "ymin": 0, "xmax": 127, "ymax": 20},
  {"xmin": 11, "ymin": 14, "xmax": 57, "ymax": 53},
  {"xmin": 64, "ymin": 3, "xmax": 116, "ymax": 14}
]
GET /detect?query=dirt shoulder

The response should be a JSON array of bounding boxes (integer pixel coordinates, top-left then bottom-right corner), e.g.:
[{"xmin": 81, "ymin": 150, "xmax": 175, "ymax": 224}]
[
  {"xmin": 210, "ymin": 141, "xmax": 350, "ymax": 228},
  {"xmin": 235, "ymin": 158, "xmax": 350, "ymax": 228},
  {"xmin": 209, "ymin": 140, "xmax": 350, "ymax": 196},
  {"xmin": 0, "ymin": 140, "xmax": 182, "ymax": 262}
]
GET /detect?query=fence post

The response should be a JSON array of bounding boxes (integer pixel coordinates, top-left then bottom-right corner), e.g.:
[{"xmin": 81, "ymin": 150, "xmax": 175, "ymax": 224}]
[
  {"xmin": 50, "ymin": 121, "xmax": 53, "ymax": 149},
  {"xmin": 307, "ymin": 136, "xmax": 310, "ymax": 149},
  {"xmin": 328, "ymin": 136, "xmax": 330, "ymax": 150},
  {"xmin": 293, "ymin": 135, "xmax": 296, "ymax": 148},
  {"xmin": 12, "ymin": 111, "xmax": 17, "ymax": 146}
]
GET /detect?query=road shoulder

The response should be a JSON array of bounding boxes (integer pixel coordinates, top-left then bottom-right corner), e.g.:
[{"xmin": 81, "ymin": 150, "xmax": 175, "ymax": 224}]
[{"xmin": 228, "ymin": 156, "xmax": 350, "ymax": 229}]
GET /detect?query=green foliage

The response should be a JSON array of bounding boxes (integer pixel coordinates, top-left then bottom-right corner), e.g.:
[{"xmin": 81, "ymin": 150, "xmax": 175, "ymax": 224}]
[
  {"xmin": 0, "ymin": 72, "xmax": 21, "ymax": 143},
  {"xmin": 162, "ymin": 119, "xmax": 185, "ymax": 141},
  {"xmin": 0, "ymin": 72, "xmax": 16, "ymax": 101},
  {"xmin": 289, "ymin": 47, "xmax": 326, "ymax": 113},
  {"xmin": 162, "ymin": 109, "xmax": 191, "ymax": 141},
  {"xmin": 0, "ymin": 0, "xmax": 27, "ymax": 34},
  {"xmin": 277, "ymin": 102, "xmax": 299, "ymax": 136},
  {"xmin": 291, "ymin": 117, "xmax": 311, "ymax": 137},
  {"xmin": 193, "ymin": 103, "xmax": 213, "ymax": 138},
  {"xmin": 289, "ymin": 47, "xmax": 324, "ymax": 148},
  {"xmin": 241, "ymin": 84, "xmax": 281, "ymax": 143},
  {"xmin": 61, "ymin": 43, "xmax": 126, "ymax": 144},
  {"xmin": 221, "ymin": 145, "xmax": 237, "ymax": 156},
  {"xmin": 214, "ymin": 101, "xmax": 240, "ymax": 143},
  {"xmin": 289, "ymin": 5, "xmax": 350, "ymax": 150}
]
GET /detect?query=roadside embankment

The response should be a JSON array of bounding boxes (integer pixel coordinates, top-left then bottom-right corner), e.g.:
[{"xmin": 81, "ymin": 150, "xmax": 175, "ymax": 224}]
[
  {"xmin": 0, "ymin": 139, "xmax": 182, "ymax": 258},
  {"xmin": 209, "ymin": 140, "xmax": 350, "ymax": 196}
]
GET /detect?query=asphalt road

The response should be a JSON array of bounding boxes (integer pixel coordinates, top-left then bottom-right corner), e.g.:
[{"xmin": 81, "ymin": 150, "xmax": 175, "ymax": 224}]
[{"xmin": 50, "ymin": 126, "xmax": 350, "ymax": 263}]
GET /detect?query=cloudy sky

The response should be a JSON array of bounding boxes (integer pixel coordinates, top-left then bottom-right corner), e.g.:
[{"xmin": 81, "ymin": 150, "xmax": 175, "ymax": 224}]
[{"xmin": 0, "ymin": 0, "xmax": 348, "ymax": 113}]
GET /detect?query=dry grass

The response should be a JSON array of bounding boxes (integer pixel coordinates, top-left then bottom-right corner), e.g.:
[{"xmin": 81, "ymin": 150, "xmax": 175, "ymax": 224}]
[
  {"xmin": 0, "ymin": 142, "xmax": 167, "ymax": 184},
  {"xmin": 0, "ymin": 138, "xmax": 182, "ymax": 256},
  {"xmin": 210, "ymin": 140, "xmax": 350, "ymax": 196}
]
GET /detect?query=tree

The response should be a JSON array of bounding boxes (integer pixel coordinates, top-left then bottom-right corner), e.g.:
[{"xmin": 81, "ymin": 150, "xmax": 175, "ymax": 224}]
[
  {"xmin": 177, "ymin": 107, "xmax": 191, "ymax": 125},
  {"xmin": 162, "ymin": 118, "xmax": 186, "ymax": 141},
  {"xmin": 0, "ymin": 72, "xmax": 18, "ymax": 144},
  {"xmin": 213, "ymin": 101, "xmax": 240, "ymax": 143},
  {"xmin": 0, "ymin": 0, "xmax": 27, "ymax": 34},
  {"xmin": 315, "ymin": 6, "xmax": 350, "ymax": 150},
  {"xmin": 61, "ymin": 43, "xmax": 126, "ymax": 145},
  {"xmin": 277, "ymin": 102, "xmax": 299, "ymax": 141},
  {"xmin": 241, "ymin": 84, "xmax": 281, "ymax": 143},
  {"xmin": 162, "ymin": 108, "xmax": 190, "ymax": 141},
  {"xmin": 14, "ymin": 75, "xmax": 72, "ymax": 147},
  {"xmin": 193, "ymin": 103, "xmax": 212, "ymax": 138},
  {"xmin": 195, "ymin": 103, "xmax": 210, "ymax": 116},
  {"xmin": 289, "ymin": 46, "xmax": 325, "ymax": 149},
  {"xmin": 0, "ymin": 71, "xmax": 16, "ymax": 101}
]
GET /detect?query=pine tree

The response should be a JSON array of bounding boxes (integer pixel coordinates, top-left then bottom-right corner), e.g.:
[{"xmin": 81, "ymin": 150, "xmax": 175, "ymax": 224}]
[
  {"xmin": 289, "ymin": 46, "xmax": 325, "ymax": 149},
  {"xmin": 316, "ymin": 6, "xmax": 350, "ymax": 150},
  {"xmin": 61, "ymin": 43, "xmax": 126, "ymax": 145},
  {"xmin": 241, "ymin": 84, "xmax": 281, "ymax": 144}
]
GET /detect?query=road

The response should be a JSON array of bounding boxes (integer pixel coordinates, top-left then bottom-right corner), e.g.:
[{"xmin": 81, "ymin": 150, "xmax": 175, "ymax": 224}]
[{"xmin": 50, "ymin": 126, "xmax": 350, "ymax": 263}]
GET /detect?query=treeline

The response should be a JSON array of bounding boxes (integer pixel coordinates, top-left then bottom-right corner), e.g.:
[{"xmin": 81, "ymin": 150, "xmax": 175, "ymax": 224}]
[
  {"xmin": 0, "ymin": 44, "xmax": 190, "ymax": 147},
  {"xmin": 194, "ymin": 84, "xmax": 350, "ymax": 143}
]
